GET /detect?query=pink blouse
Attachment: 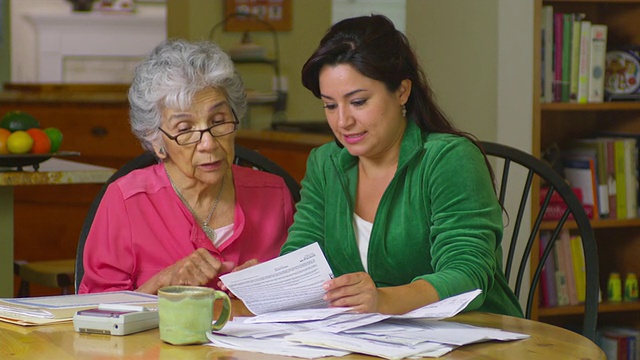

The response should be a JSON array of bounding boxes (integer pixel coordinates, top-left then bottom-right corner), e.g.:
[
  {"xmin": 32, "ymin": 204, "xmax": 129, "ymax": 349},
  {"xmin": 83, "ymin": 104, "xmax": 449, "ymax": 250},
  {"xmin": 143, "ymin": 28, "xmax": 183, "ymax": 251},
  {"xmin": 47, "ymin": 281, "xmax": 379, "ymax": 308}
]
[{"xmin": 78, "ymin": 163, "xmax": 295, "ymax": 293}]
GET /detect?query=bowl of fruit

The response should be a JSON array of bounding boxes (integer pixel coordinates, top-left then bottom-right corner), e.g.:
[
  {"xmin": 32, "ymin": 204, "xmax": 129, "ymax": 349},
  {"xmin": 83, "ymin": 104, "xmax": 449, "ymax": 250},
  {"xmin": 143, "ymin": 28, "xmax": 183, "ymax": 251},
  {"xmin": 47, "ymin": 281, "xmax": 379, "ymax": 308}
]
[{"xmin": 0, "ymin": 110, "xmax": 79, "ymax": 171}]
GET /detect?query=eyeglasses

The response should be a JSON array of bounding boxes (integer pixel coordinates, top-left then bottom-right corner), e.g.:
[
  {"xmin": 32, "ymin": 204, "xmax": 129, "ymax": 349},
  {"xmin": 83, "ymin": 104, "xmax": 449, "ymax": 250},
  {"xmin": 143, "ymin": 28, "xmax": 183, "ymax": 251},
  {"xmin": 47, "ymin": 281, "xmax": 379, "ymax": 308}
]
[{"xmin": 159, "ymin": 121, "xmax": 239, "ymax": 146}]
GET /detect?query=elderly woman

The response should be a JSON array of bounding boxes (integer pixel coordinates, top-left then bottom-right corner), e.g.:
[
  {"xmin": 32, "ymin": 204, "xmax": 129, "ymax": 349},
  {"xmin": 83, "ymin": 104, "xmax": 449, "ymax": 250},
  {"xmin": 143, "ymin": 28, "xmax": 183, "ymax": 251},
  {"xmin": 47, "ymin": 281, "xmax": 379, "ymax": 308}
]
[{"xmin": 79, "ymin": 39, "xmax": 295, "ymax": 294}]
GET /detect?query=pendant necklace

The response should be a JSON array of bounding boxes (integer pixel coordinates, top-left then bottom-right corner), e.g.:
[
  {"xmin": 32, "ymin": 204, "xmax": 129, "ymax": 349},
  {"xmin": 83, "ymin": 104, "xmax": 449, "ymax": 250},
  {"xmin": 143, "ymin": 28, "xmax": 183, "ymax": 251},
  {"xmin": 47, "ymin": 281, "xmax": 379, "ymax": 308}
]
[{"xmin": 166, "ymin": 167, "xmax": 225, "ymax": 242}]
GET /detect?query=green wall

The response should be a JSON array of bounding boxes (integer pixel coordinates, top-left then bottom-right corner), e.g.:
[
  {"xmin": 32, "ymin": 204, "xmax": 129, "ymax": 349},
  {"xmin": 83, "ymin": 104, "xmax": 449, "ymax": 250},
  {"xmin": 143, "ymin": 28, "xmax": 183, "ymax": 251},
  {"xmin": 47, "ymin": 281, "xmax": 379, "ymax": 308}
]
[
  {"xmin": 167, "ymin": 0, "xmax": 330, "ymax": 130},
  {"xmin": 163, "ymin": 0, "xmax": 500, "ymax": 139},
  {"xmin": 0, "ymin": 0, "xmax": 10, "ymax": 87}
]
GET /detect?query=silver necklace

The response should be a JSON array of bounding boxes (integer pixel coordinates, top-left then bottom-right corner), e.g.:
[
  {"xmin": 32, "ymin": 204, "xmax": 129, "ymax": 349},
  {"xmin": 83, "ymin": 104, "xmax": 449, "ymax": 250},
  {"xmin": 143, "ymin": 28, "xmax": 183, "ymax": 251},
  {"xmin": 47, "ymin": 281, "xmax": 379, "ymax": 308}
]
[{"xmin": 165, "ymin": 167, "xmax": 225, "ymax": 242}]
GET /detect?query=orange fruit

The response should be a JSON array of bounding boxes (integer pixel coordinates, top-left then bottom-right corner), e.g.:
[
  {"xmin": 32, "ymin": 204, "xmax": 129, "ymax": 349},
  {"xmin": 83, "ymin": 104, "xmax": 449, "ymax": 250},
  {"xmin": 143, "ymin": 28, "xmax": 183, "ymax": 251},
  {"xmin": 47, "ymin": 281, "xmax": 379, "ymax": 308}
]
[
  {"xmin": 0, "ymin": 128, "xmax": 10, "ymax": 154},
  {"xmin": 26, "ymin": 128, "xmax": 52, "ymax": 154},
  {"xmin": 7, "ymin": 131, "xmax": 34, "ymax": 154},
  {"xmin": 43, "ymin": 127, "xmax": 63, "ymax": 153}
]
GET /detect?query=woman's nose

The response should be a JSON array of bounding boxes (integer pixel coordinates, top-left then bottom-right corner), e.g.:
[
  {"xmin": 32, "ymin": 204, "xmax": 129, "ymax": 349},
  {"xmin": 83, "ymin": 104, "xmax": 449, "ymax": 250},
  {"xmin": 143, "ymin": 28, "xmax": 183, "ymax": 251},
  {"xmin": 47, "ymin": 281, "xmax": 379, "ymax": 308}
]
[
  {"xmin": 198, "ymin": 129, "xmax": 218, "ymax": 149},
  {"xmin": 337, "ymin": 108, "xmax": 351, "ymax": 128}
]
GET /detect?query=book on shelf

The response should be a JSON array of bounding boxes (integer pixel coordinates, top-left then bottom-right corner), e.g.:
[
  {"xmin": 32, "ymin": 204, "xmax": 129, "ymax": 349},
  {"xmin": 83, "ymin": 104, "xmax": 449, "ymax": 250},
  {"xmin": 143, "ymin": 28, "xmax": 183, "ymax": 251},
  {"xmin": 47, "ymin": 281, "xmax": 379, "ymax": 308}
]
[
  {"xmin": 540, "ymin": 10, "xmax": 608, "ymax": 104},
  {"xmin": 614, "ymin": 139, "xmax": 629, "ymax": 219},
  {"xmin": 597, "ymin": 327, "xmax": 640, "ymax": 360},
  {"xmin": 553, "ymin": 229, "xmax": 571, "ymax": 306},
  {"xmin": 561, "ymin": 13, "xmax": 574, "ymax": 102},
  {"xmin": 541, "ymin": 5, "xmax": 554, "ymax": 103},
  {"xmin": 539, "ymin": 231, "xmax": 558, "ymax": 308},
  {"xmin": 567, "ymin": 139, "xmax": 609, "ymax": 218},
  {"xmin": 539, "ymin": 186, "xmax": 596, "ymax": 221},
  {"xmin": 569, "ymin": 14, "xmax": 586, "ymax": 102},
  {"xmin": 560, "ymin": 229, "xmax": 579, "ymax": 306},
  {"xmin": 561, "ymin": 155, "xmax": 600, "ymax": 220},
  {"xmin": 603, "ymin": 138, "xmax": 618, "ymax": 219},
  {"xmin": 553, "ymin": 12, "xmax": 564, "ymax": 102},
  {"xmin": 588, "ymin": 24, "xmax": 608, "ymax": 103},
  {"xmin": 596, "ymin": 132, "xmax": 640, "ymax": 219},
  {"xmin": 623, "ymin": 138, "xmax": 639, "ymax": 219},
  {"xmin": 577, "ymin": 20, "xmax": 592, "ymax": 104},
  {"xmin": 570, "ymin": 235, "xmax": 587, "ymax": 303}
]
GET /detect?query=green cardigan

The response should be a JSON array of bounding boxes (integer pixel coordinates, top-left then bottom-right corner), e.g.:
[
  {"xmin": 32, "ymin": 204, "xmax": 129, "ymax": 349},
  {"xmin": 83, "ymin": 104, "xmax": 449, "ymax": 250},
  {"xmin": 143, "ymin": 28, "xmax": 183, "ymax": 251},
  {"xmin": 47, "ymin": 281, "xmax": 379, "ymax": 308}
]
[{"xmin": 281, "ymin": 121, "xmax": 523, "ymax": 317}]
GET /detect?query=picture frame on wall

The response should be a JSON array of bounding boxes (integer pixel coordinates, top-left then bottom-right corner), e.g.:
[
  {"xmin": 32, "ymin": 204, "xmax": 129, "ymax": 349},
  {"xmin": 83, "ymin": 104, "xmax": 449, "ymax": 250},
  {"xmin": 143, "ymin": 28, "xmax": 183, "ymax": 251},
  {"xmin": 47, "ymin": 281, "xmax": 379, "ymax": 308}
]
[{"xmin": 224, "ymin": 0, "xmax": 292, "ymax": 32}]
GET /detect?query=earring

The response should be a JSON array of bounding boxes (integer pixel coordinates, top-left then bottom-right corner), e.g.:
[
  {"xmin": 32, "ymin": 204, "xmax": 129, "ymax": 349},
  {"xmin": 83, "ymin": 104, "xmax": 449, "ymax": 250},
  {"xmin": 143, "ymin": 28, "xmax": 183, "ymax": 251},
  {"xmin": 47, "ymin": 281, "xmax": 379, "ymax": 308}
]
[
  {"xmin": 158, "ymin": 146, "xmax": 166, "ymax": 156},
  {"xmin": 402, "ymin": 104, "xmax": 407, "ymax": 118}
]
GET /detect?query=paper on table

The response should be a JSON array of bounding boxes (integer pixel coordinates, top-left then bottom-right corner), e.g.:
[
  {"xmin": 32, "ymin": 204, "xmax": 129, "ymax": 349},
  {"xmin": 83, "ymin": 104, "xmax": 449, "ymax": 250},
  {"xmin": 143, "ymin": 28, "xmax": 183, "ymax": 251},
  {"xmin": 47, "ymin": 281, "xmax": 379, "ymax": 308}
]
[
  {"xmin": 0, "ymin": 291, "xmax": 157, "ymax": 326},
  {"xmin": 391, "ymin": 289, "xmax": 482, "ymax": 320},
  {"xmin": 220, "ymin": 242, "xmax": 334, "ymax": 315},
  {"xmin": 206, "ymin": 333, "xmax": 351, "ymax": 359},
  {"xmin": 285, "ymin": 331, "xmax": 451, "ymax": 360}
]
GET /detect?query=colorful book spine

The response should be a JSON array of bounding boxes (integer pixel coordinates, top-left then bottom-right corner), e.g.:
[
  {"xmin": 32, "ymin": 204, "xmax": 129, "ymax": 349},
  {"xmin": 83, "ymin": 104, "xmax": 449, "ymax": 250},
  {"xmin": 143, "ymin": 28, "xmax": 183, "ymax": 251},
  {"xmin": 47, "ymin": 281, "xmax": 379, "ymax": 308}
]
[
  {"xmin": 588, "ymin": 24, "xmax": 608, "ymax": 103},
  {"xmin": 570, "ymin": 235, "xmax": 586, "ymax": 303},
  {"xmin": 553, "ymin": 12, "xmax": 564, "ymax": 102},
  {"xmin": 577, "ymin": 20, "xmax": 591, "ymax": 104},
  {"xmin": 569, "ymin": 14, "xmax": 585, "ymax": 102},
  {"xmin": 539, "ymin": 231, "xmax": 558, "ymax": 308},
  {"xmin": 614, "ymin": 139, "xmax": 628, "ymax": 219},
  {"xmin": 561, "ymin": 230, "xmax": 579, "ymax": 305},
  {"xmin": 561, "ymin": 14, "xmax": 573, "ymax": 102},
  {"xmin": 562, "ymin": 156, "xmax": 600, "ymax": 220},
  {"xmin": 624, "ymin": 138, "xmax": 639, "ymax": 219},
  {"xmin": 603, "ymin": 138, "xmax": 618, "ymax": 219},
  {"xmin": 554, "ymin": 233, "xmax": 570, "ymax": 306},
  {"xmin": 541, "ymin": 5, "xmax": 554, "ymax": 103}
]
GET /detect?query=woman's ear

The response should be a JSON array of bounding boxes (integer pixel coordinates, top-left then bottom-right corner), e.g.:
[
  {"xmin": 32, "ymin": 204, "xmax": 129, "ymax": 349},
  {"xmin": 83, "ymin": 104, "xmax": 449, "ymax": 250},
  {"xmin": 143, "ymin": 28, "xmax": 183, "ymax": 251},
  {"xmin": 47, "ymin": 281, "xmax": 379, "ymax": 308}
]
[
  {"xmin": 398, "ymin": 79, "xmax": 412, "ymax": 105},
  {"xmin": 154, "ymin": 145, "xmax": 167, "ymax": 160}
]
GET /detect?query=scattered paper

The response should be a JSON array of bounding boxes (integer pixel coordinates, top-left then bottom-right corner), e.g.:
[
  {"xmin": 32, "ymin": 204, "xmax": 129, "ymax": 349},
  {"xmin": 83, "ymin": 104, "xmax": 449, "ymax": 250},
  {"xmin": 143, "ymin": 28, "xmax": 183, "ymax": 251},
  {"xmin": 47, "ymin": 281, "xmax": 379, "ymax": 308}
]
[
  {"xmin": 216, "ymin": 244, "xmax": 529, "ymax": 359},
  {"xmin": 206, "ymin": 333, "xmax": 351, "ymax": 359},
  {"xmin": 391, "ymin": 289, "xmax": 482, "ymax": 320}
]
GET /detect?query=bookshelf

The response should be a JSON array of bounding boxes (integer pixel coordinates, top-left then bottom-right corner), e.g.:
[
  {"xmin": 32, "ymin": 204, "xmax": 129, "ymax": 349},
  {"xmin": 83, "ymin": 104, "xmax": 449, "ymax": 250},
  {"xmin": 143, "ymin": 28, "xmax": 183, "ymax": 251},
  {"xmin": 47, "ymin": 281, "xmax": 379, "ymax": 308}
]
[{"xmin": 534, "ymin": 0, "xmax": 640, "ymax": 331}]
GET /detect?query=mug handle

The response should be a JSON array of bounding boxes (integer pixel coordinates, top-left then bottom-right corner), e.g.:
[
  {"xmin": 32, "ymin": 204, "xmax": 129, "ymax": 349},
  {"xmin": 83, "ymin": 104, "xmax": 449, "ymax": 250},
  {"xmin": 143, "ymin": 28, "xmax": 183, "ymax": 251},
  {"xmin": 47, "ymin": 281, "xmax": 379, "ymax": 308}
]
[{"xmin": 211, "ymin": 290, "xmax": 231, "ymax": 331}]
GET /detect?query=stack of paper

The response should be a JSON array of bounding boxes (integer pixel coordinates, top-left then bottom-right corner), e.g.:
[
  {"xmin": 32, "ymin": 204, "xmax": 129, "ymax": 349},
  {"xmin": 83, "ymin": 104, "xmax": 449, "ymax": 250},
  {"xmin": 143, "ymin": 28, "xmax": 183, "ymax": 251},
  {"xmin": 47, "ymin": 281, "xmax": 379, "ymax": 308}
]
[
  {"xmin": 215, "ymin": 243, "xmax": 529, "ymax": 359},
  {"xmin": 0, "ymin": 291, "xmax": 157, "ymax": 326}
]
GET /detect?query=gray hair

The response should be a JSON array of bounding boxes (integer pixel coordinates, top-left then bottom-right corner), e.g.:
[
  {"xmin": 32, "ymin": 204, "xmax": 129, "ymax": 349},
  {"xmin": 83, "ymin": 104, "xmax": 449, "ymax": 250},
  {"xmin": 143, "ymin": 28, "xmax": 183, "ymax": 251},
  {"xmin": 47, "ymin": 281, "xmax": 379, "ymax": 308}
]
[{"xmin": 128, "ymin": 38, "xmax": 247, "ymax": 152}]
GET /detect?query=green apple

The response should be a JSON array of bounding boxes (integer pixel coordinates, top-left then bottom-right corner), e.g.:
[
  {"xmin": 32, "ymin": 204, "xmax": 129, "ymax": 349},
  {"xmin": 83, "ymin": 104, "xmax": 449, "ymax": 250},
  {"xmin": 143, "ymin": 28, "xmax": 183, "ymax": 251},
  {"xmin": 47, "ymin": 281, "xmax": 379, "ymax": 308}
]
[{"xmin": 43, "ymin": 127, "xmax": 63, "ymax": 153}]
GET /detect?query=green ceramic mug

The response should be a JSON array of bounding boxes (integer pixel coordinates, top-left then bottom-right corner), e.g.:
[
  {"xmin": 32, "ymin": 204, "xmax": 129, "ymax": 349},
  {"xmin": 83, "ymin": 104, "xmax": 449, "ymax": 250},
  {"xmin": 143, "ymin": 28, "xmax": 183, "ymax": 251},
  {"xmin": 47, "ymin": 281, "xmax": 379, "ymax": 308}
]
[{"xmin": 157, "ymin": 286, "xmax": 231, "ymax": 345}]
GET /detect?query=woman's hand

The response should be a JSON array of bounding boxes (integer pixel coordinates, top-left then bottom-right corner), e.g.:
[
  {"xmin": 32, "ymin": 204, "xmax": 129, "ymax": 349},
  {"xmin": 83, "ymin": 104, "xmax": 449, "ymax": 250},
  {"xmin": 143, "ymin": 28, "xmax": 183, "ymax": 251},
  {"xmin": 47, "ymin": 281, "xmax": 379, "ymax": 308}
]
[
  {"xmin": 322, "ymin": 272, "xmax": 380, "ymax": 313},
  {"xmin": 218, "ymin": 259, "xmax": 259, "ymax": 295},
  {"xmin": 137, "ymin": 248, "xmax": 234, "ymax": 294}
]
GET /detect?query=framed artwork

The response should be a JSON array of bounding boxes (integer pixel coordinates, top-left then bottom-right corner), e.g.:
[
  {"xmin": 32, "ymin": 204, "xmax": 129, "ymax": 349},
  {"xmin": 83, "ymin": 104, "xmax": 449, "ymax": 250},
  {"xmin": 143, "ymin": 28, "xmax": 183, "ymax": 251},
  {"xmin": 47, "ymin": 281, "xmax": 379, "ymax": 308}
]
[{"xmin": 224, "ymin": 0, "xmax": 292, "ymax": 32}]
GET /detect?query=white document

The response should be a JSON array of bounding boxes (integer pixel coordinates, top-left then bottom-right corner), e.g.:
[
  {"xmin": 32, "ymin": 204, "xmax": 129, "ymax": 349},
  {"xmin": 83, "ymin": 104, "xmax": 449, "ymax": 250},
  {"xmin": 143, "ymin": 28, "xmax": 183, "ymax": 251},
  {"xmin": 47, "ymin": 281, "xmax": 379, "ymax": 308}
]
[
  {"xmin": 220, "ymin": 242, "xmax": 334, "ymax": 315},
  {"xmin": 391, "ymin": 289, "xmax": 482, "ymax": 320},
  {"xmin": 285, "ymin": 331, "xmax": 449, "ymax": 360},
  {"xmin": 245, "ymin": 306, "xmax": 351, "ymax": 324},
  {"xmin": 206, "ymin": 333, "xmax": 351, "ymax": 359}
]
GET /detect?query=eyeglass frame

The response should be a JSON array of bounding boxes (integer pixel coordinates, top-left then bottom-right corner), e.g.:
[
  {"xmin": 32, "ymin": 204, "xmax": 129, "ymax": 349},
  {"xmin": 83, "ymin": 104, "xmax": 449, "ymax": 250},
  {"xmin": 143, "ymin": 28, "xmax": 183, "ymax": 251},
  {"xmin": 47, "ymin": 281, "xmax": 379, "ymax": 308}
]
[{"xmin": 158, "ymin": 108, "xmax": 240, "ymax": 146}]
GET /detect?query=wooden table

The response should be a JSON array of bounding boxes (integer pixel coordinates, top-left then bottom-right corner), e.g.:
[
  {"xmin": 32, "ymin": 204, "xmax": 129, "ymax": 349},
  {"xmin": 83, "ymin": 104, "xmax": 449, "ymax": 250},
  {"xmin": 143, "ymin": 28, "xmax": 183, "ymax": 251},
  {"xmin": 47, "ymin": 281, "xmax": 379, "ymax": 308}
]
[
  {"xmin": 0, "ymin": 300, "xmax": 605, "ymax": 359},
  {"xmin": 0, "ymin": 158, "xmax": 115, "ymax": 297}
]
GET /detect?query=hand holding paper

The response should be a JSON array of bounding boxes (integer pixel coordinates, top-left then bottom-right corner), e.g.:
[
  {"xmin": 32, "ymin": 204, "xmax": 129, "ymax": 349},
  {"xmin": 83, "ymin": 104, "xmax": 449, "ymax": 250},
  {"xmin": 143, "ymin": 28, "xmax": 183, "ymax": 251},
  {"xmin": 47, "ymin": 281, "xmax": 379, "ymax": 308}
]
[{"xmin": 219, "ymin": 242, "xmax": 334, "ymax": 315}]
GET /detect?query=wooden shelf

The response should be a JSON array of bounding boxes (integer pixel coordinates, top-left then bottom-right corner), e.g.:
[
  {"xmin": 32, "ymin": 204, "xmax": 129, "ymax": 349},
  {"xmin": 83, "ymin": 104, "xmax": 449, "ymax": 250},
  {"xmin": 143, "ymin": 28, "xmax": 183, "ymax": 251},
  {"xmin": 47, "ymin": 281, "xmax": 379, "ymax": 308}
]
[
  {"xmin": 545, "ymin": 0, "xmax": 640, "ymax": 3},
  {"xmin": 539, "ymin": 300, "xmax": 640, "ymax": 317},
  {"xmin": 542, "ymin": 102, "xmax": 640, "ymax": 111},
  {"xmin": 541, "ymin": 217, "xmax": 640, "ymax": 230}
]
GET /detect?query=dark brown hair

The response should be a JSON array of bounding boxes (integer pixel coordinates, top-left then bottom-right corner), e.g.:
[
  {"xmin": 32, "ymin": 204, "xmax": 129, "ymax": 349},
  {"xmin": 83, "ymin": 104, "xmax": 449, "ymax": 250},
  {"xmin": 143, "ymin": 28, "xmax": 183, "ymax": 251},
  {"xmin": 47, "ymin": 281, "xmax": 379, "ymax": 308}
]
[{"xmin": 301, "ymin": 14, "xmax": 497, "ymax": 188}]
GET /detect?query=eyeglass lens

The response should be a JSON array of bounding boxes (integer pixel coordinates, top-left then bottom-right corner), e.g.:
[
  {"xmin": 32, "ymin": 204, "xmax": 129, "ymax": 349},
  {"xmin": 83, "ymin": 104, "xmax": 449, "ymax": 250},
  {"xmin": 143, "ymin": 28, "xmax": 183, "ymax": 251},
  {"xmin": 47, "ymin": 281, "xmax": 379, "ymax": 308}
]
[{"xmin": 175, "ymin": 122, "xmax": 237, "ymax": 144}]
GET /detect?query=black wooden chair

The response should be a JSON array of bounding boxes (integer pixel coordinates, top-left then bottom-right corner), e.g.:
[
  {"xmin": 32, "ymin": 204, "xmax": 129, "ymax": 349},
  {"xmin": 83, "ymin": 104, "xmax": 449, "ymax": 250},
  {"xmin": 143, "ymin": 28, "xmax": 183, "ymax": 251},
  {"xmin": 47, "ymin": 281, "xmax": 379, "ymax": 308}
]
[
  {"xmin": 10, "ymin": 145, "xmax": 300, "ymax": 295},
  {"xmin": 480, "ymin": 141, "xmax": 599, "ymax": 342}
]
